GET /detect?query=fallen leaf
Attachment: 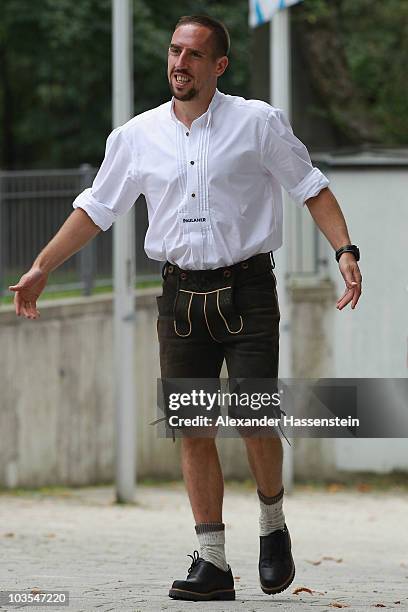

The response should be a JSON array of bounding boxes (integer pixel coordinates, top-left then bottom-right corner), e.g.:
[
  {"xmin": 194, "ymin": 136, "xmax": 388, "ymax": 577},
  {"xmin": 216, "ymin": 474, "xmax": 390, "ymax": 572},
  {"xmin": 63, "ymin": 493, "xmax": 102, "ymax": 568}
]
[
  {"xmin": 327, "ymin": 483, "xmax": 345, "ymax": 493},
  {"xmin": 329, "ymin": 603, "xmax": 350, "ymax": 608},
  {"xmin": 293, "ymin": 587, "xmax": 313, "ymax": 595},
  {"xmin": 323, "ymin": 556, "xmax": 343, "ymax": 563},
  {"xmin": 373, "ymin": 605, "xmax": 386, "ymax": 608},
  {"xmin": 46, "ymin": 533, "xmax": 56, "ymax": 538},
  {"xmin": 394, "ymin": 601, "xmax": 401, "ymax": 605},
  {"xmin": 306, "ymin": 559, "xmax": 322, "ymax": 566},
  {"xmin": 31, "ymin": 588, "xmax": 43, "ymax": 594},
  {"xmin": 234, "ymin": 576, "xmax": 241, "ymax": 580},
  {"xmin": 4, "ymin": 532, "xmax": 15, "ymax": 537},
  {"xmin": 357, "ymin": 483, "xmax": 372, "ymax": 492}
]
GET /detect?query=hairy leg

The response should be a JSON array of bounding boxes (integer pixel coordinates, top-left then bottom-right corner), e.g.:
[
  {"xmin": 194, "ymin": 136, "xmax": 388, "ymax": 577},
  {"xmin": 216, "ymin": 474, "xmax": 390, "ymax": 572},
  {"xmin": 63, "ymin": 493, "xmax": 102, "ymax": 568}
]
[
  {"xmin": 243, "ymin": 435, "xmax": 283, "ymax": 496},
  {"xmin": 181, "ymin": 437, "xmax": 224, "ymax": 523}
]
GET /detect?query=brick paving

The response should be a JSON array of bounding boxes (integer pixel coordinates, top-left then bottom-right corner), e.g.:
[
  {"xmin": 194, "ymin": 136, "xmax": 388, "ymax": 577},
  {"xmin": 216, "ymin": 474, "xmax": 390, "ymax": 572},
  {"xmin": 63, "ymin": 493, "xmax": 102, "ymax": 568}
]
[{"xmin": 1, "ymin": 483, "xmax": 407, "ymax": 611}]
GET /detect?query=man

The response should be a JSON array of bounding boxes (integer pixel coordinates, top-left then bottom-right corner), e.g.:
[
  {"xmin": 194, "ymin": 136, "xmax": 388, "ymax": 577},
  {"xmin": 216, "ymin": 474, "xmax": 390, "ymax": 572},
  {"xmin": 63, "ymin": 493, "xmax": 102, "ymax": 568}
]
[{"xmin": 10, "ymin": 15, "xmax": 362, "ymax": 602}]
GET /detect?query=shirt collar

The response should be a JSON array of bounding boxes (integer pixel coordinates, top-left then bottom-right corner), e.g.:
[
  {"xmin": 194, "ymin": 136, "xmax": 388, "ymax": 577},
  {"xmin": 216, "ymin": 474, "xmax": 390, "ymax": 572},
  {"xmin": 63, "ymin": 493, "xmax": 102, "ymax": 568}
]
[{"xmin": 170, "ymin": 88, "xmax": 222, "ymax": 127}]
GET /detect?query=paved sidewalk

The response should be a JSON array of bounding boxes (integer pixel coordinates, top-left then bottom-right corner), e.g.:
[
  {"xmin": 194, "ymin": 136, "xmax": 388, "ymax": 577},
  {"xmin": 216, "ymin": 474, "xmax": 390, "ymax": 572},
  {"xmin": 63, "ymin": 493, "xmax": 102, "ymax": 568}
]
[{"xmin": 1, "ymin": 483, "xmax": 407, "ymax": 611}]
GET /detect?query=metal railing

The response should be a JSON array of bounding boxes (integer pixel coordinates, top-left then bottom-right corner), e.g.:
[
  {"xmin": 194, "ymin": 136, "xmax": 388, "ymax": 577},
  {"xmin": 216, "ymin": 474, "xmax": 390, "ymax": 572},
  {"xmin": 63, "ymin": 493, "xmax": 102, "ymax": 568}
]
[
  {"xmin": 0, "ymin": 164, "xmax": 330, "ymax": 300},
  {"xmin": 0, "ymin": 166, "xmax": 161, "ymax": 297}
]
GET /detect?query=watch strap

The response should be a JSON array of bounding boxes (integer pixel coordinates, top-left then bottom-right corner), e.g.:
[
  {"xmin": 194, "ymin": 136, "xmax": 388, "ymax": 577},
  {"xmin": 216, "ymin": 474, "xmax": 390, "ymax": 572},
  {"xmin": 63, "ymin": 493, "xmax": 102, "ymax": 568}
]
[{"xmin": 335, "ymin": 244, "xmax": 360, "ymax": 262}]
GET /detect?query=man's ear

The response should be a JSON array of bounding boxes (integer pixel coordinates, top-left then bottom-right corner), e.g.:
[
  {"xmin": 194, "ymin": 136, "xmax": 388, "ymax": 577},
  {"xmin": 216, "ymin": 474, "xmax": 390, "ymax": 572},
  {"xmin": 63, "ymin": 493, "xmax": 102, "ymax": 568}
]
[{"xmin": 215, "ymin": 56, "xmax": 229, "ymax": 77}]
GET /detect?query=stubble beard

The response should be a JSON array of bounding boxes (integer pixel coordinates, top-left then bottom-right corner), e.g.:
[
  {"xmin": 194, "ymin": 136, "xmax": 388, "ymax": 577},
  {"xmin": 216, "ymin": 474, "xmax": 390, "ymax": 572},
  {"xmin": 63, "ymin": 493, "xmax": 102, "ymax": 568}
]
[{"xmin": 168, "ymin": 79, "xmax": 198, "ymax": 102}]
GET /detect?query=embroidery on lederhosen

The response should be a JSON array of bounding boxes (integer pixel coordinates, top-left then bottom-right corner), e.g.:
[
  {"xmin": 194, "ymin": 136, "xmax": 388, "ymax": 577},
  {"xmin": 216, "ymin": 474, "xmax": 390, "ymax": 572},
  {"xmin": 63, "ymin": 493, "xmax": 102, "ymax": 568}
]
[
  {"xmin": 172, "ymin": 285, "xmax": 244, "ymax": 341},
  {"xmin": 174, "ymin": 290, "xmax": 193, "ymax": 337},
  {"xmin": 203, "ymin": 286, "xmax": 244, "ymax": 341},
  {"xmin": 217, "ymin": 287, "xmax": 243, "ymax": 333}
]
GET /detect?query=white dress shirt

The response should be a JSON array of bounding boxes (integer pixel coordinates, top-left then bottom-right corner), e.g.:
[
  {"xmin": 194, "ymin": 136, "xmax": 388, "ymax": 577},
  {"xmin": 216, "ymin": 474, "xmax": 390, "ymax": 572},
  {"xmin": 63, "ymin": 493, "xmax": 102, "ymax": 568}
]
[{"xmin": 73, "ymin": 89, "xmax": 329, "ymax": 270}]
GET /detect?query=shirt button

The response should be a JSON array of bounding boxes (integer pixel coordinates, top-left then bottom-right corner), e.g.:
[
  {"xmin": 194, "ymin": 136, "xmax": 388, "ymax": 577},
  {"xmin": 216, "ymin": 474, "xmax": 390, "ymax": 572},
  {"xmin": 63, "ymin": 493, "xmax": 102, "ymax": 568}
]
[
  {"xmin": 186, "ymin": 132, "xmax": 189, "ymax": 136},
  {"xmin": 191, "ymin": 193, "xmax": 196, "ymax": 198},
  {"xmin": 190, "ymin": 161, "xmax": 195, "ymax": 165}
]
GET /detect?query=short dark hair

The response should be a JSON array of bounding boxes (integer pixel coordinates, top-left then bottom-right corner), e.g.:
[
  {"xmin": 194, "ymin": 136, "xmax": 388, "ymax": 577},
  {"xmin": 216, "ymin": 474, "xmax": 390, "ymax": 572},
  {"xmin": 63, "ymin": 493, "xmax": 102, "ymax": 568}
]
[{"xmin": 175, "ymin": 15, "xmax": 230, "ymax": 58}]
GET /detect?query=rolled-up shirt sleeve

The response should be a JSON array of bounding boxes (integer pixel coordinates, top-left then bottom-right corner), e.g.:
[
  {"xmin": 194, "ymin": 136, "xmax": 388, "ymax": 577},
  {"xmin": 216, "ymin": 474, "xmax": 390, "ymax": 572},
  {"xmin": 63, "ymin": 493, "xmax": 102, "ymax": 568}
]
[
  {"xmin": 261, "ymin": 108, "xmax": 329, "ymax": 207},
  {"xmin": 73, "ymin": 127, "xmax": 140, "ymax": 230}
]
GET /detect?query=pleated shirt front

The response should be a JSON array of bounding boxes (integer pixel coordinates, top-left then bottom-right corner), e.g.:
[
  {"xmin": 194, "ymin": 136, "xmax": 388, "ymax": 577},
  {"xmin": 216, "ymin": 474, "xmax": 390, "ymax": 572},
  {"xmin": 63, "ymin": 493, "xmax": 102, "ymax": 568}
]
[{"xmin": 73, "ymin": 89, "xmax": 329, "ymax": 270}]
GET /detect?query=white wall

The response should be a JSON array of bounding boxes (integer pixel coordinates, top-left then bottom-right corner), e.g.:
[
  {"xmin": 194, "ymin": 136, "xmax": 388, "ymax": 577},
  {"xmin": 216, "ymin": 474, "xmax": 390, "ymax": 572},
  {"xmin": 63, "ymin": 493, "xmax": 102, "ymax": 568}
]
[
  {"xmin": 0, "ymin": 291, "xmax": 251, "ymax": 488},
  {"xmin": 324, "ymin": 168, "xmax": 408, "ymax": 378},
  {"xmin": 321, "ymin": 166, "xmax": 408, "ymax": 472}
]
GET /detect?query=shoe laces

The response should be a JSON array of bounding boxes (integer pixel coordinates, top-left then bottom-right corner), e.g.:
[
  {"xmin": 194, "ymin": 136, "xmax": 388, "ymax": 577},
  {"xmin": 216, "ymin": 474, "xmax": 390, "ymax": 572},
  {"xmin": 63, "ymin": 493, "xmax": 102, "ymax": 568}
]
[{"xmin": 187, "ymin": 550, "xmax": 200, "ymax": 573}]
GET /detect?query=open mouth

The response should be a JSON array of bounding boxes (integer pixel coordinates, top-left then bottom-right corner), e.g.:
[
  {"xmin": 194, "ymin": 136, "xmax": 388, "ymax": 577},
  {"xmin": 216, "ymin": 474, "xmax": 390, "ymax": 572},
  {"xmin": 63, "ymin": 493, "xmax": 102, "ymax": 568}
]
[{"xmin": 173, "ymin": 73, "xmax": 192, "ymax": 88}]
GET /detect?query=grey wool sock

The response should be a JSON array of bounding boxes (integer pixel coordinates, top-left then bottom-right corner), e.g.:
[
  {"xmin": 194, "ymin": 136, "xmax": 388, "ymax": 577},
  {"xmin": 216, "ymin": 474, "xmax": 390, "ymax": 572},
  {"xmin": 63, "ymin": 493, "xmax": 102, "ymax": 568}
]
[
  {"xmin": 195, "ymin": 522, "xmax": 229, "ymax": 572},
  {"xmin": 258, "ymin": 486, "xmax": 285, "ymax": 536}
]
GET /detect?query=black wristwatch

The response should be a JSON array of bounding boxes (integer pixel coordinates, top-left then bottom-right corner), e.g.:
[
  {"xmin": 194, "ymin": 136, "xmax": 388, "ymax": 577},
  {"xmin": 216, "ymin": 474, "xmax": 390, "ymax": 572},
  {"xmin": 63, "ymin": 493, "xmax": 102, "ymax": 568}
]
[{"xmin": 335, "ymin": 244, "xmax": 360, "ymax": 262}]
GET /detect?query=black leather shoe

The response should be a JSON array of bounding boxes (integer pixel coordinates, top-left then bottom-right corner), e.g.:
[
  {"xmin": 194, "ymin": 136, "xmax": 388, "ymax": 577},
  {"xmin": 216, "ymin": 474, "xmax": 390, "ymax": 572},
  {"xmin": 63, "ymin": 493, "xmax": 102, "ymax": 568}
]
[
  {"xmin": 169, "ymin": 550, "xmax": 235, "ymax": 601},
  {"xmin": 259, "ymin": 524, "xmax": 295, "ymax": 594}
]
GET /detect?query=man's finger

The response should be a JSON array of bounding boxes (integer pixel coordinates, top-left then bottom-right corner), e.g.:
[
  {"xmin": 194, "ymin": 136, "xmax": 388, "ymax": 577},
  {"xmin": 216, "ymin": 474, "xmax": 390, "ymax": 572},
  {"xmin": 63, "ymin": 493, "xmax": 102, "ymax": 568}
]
[
  {"xmin": 14, "ymin": 292, "xmax": 22, "ymax": 317},
  {"xmin": 25, "ymin": 301, "xmax": 36, "ymax": 320},
  {"xmin": 351, "ymin": 286, "xmax": 362, "ymax": 309},
  {"xmin": 337, "ymin": 288, "xmax": 354, "ymax": 310},
  {"xmin": 337, "ymin": 287, "xmax": 362, "ymax": 310},
  {"xmin": 20, "ymin": 302, "xmax": 29, "ymax": 318},
  {"xmin": 337, "ymin": 296, "xmax": 352, "ymax": 310},
  {"xmin": 27, "ymin": 301, "xmax": 38, "ymax": 319},
  {"xmin": 337, "ymin": 297, "xmax": 352, "ymax": 310},
  {"xmin": 349, "ymin": 267, "xmax": 362, "ymax": 309},
  {"xmin": 9, "ymin": 281, "xmax": 26, "ymax": 292},
  {"xmin": 336, "ymin": 287, "xmax": 349, "ymax": 305},
  {"xmin": 26, "ymin": 301, "xmax": 34, "ymax": 318}
]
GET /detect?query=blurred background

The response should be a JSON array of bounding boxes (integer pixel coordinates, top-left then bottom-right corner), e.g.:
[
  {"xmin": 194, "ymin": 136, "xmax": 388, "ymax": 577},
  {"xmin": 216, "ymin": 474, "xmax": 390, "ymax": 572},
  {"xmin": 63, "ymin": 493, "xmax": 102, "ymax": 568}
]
[{"xmin": 0, "ymin": 0, "xmax": 407, "ymax": 489}]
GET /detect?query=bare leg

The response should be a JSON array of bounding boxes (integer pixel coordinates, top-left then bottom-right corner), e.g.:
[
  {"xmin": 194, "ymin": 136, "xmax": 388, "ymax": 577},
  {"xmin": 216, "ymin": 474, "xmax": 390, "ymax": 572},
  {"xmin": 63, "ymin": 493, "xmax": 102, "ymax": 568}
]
[
  {"xmin": 243, "ymin": 436, "xmax": 283, "ymax": 496},
  {"xmin": 181, "ymin": 437, "xmax": 224, "ymax": 523}
]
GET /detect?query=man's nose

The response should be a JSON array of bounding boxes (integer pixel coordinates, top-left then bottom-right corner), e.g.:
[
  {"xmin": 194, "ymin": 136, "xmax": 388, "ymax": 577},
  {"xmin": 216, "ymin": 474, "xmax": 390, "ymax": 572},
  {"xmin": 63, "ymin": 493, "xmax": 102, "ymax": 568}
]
[{"xmin": 175, "ymin": 50, "xmax": 190, "ymax": 68}]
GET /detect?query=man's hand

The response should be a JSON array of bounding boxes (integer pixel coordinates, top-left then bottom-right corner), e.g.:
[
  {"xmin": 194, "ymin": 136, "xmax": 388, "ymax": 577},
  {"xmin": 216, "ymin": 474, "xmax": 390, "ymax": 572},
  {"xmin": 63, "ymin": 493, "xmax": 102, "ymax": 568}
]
[
  {"xmin": 305, "ymin": 189, "xmax": 362, "ymax": 311},
  {"xmin": 8, "ymin": 208, "xmax": 100, "ymax": 320},
  {"xmin": 9, "ymin": 267, "xmax": 48, "ymax": 319},
  {"xmin": 336, "ymin": 253, "xmax": 362, "ymax": 310}
]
